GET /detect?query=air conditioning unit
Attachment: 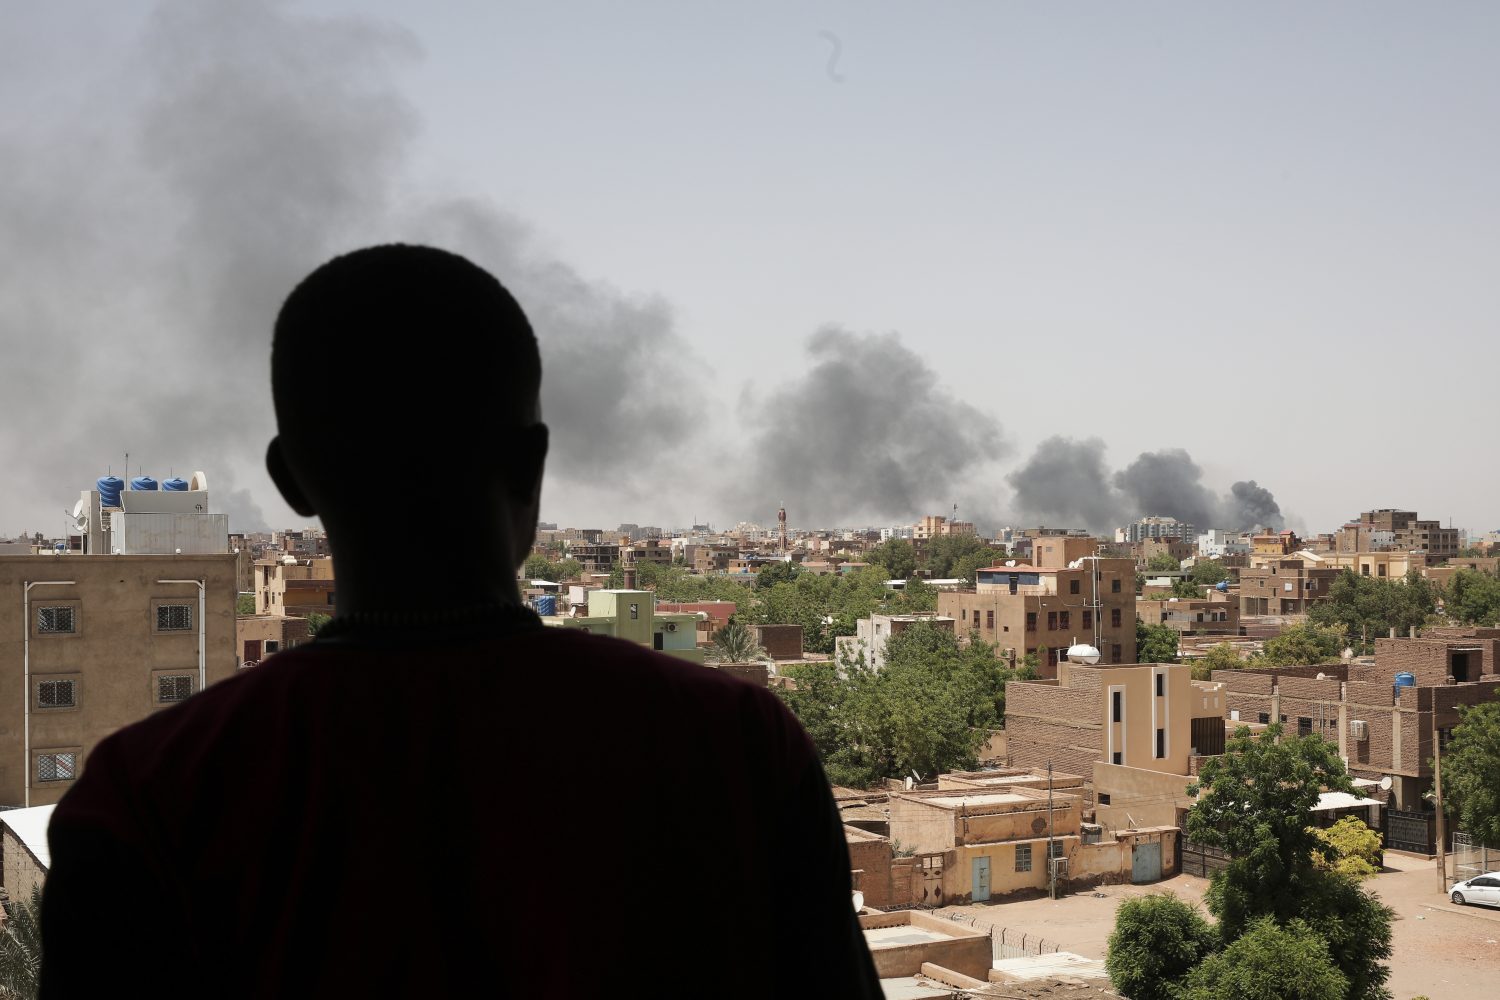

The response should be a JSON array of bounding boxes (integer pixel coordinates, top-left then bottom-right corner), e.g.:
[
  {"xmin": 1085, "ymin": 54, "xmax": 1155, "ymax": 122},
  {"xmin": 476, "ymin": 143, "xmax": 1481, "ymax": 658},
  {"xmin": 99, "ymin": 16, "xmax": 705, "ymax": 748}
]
[
  {"xmin": 664, "ymin": 622, "xmax": 678, "ymax": 632},
  {"xmin": 1048, "ymin": 857, "xmax": 1069, "ymax": 879},
  {"xmin": 1350, "ymin": 719, "xmax": 1368, "ymax": 741}
]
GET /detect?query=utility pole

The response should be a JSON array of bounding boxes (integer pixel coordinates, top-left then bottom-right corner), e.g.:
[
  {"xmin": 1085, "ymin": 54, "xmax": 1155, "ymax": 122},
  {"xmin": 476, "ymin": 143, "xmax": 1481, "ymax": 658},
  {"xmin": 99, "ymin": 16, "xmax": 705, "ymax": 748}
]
[
  {"xmin": 1434, "ymin": 716, "xmax": 1447, "ymax": 893},
  {"xmin": 1047, "ymin": 758, "xmax": 1056, "ymax": 900}
]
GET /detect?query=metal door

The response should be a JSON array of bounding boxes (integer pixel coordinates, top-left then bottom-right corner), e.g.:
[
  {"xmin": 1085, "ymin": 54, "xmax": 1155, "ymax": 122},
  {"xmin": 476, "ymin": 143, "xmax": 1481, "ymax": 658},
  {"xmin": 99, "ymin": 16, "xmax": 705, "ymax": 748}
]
[
  {"xmin": 972, "ymin": 856, "xmax": 991, "ymax": 902},
  {"xmin": 243, "ymin": 639, "xmax": 261, "ymax": 663},
  {"xmin": 1132, "ymin": 842, "xmax": 1162, "ymax": 883}
]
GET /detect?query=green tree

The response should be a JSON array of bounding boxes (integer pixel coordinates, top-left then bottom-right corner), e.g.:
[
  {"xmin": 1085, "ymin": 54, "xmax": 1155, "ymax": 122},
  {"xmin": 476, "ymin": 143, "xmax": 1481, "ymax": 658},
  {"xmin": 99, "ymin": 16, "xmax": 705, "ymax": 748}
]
[
  {"xmin": 1180, "ymin": 917, "xmax": 1347, "ymax": 1000},
  {"xmin": 1146, "ymin": 552, "xmax": 1182, "ymax": 572},
  {"xmin": 1136, "ymin": 619, "xmax": 1179, "ymax": 663},
  {"xmin": 235, "ymin": 593, "xmax": 256, "ymax": 615},
  {"xmin": 1307, "ymin": 569, "xmax": 1440, "ymax": 651},
  {"xmin": 1441, "ymin": 692, "xmax": 1500, "ymax": 845},
  {"xmin": 708, "ymin": 617, "xmax": 767, "ymax": 663},
  {"xmin": 755, "ymin": 560, "xmax": 800, "ymax": 589},
  {"xmin": 523, "ymin": 554, "xmax": 558, "ymax": 580},
  {"xmin": 890, "ymin": 577, "xmax": 937, "ymax": 614},
  {"xmin": 952, "ymin": 547, "xmax": 1005, "ymax": 587},
  {"xmin": 866, "ymin": 538, "xmax": 917, "ymax": 580},
  {"xmin": 1443, "ymin": 567, "xmax": 1500, "ymax": 626},
  {"xmin": 1105, "ymin": 894, "xmax": 1217, "ymax": 1000},
  {"xmin": 1188, "ymin": 725, "xmax": 1393, "ymax": 999},
  {"xmin": 923, "ymin": 533, "xmax": 992, "ymax": 578},
  {"xmin": 1191, "ymin": 641, "xmax": 1244, "ymax": 681},
  {"xmin": 305, "ymin": 612, "xmax": 331, "ymax": 636},
  {"xmin": 0, "ymin": 886, "xmax": 42, "ymax": 1000},
  {"xmin": 1257, "ymin": 623, "xmax": 1344, "ymax": 667},
  {"xmin": 1190, "ymin": 558, "xmax": 1228, "ymax": 586},
  {"xmin": 1169, "ymin": 578, "xmax": 1205, "ymax": 599},
  {"xmin": 1310, "ymin": 817, "xmax": 1382, "ymax": 881}
]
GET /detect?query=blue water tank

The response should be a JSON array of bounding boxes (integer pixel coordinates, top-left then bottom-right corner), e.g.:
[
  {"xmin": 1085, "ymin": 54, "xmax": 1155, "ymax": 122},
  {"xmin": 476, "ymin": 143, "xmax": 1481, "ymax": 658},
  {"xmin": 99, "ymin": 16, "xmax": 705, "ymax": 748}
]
[
  {"xmin": 534, "ymin": 594, "xmax": 558, "ymax": 616},
  {"xmin": 97, "ymin": 476, "xmax": 124, "ymax": 507},
  {"xmin": 130, "ymin": 476, "xmax": 158, "ymax": 491},
  {"xmin": 54, "ymin": 542, "xmax": 65, "ymax": 551},
  {"xmin": 162, "ymin": 477, "xmax": 189, "ymax": 491},
  {"xmin": 1394, "ymin": 672, "xmax": 1416, "ymax": 695},
  {"xmin": 1215, "ymin": 580, "xmax": 1230, "ymax": 592}
]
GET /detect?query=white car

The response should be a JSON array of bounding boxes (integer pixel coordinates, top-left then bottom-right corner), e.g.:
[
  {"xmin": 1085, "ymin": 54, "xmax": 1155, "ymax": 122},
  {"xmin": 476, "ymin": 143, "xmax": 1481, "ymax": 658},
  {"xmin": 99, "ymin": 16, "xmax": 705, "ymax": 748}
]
[{"xmin": 1450, "ymin": 871, "xmax": 1500, "ymax": 908}]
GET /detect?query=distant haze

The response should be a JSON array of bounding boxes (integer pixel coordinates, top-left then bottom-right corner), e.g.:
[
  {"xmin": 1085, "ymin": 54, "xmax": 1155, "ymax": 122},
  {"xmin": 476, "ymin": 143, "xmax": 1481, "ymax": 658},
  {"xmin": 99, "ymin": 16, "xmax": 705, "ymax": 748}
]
[{"xmin": 2, "ymin": 2, "xmax": 1493, "ymax": 538}]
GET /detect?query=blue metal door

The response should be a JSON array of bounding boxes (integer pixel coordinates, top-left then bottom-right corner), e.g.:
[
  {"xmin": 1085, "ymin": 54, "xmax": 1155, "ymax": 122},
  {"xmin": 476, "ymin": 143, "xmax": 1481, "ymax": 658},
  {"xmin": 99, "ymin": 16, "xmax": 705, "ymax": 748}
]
[
  {"xmin": 1132, "ymin": 842, "xmax": 1162, "ymax": 883},
  {"xmin": 972, "ymin": 856, "xmax": 991, "ymax": 902}
]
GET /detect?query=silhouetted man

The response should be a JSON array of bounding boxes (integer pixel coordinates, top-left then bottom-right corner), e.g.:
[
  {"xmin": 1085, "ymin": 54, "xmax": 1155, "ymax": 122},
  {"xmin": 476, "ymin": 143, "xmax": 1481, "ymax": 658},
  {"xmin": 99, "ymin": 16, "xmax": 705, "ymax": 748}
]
[{"xmin": 41, "ymin": 245, "xmax": 880, "ymax": 998}]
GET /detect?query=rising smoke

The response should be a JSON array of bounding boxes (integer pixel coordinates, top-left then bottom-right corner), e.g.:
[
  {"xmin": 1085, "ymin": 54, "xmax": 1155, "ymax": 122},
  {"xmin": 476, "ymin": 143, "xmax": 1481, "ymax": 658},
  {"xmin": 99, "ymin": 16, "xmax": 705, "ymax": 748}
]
[
  {"xmin": 1007, "ymin": 438, "xmax": 1286, "ymax": 534},
  {"xmin": 0, "ymin": 0, "xmax": 700, "ymax": 534},
  {"xmin": 736, "ymin": 327, "xmax": 1008, "ymax": 528}
]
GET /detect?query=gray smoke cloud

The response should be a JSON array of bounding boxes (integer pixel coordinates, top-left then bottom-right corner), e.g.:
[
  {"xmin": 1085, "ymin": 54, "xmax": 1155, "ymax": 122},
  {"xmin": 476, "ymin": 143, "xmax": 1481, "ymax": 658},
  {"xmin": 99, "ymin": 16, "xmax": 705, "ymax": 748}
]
[
  {"xmin": 0, "ymin": 0, "xmax": 699, "ymax": 535},
  {"xmin": 1007, "ymin": 438, "xmax": 1286, "ymax": 534},
  {"xmin": 737, "ymin": 326, "xmax": 1008, "ymax": 528}
]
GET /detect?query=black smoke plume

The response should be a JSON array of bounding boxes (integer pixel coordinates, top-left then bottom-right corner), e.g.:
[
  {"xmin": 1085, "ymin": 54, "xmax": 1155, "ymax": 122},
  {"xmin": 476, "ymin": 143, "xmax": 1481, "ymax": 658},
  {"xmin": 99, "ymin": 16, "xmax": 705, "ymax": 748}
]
[{"xmin": 737, "ymin": 327, "xmax": 1007, "ymax": 528}]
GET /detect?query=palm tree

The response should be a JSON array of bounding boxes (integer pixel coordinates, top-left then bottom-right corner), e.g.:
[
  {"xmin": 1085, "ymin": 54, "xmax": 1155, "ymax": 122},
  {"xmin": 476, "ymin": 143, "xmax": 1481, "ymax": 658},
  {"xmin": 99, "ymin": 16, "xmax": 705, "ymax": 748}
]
[
  {"xmin": 0, "ymin": 886, "xmax": 43, "ymax": 1000},
  {"xmin": 708, "ymin": 618, "xmax": 768, "ymax": 663}
]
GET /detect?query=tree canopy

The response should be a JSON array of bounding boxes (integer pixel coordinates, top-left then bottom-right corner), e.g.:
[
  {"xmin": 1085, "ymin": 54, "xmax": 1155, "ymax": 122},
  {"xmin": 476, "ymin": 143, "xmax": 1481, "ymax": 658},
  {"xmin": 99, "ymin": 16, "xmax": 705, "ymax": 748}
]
[
  {"xmin": 1179, "ymin": 917, "xmax": 1347, "ymax": 1000},
  {"xmin": 1441, "ymin": 691, "xmax": 1500, "ymax": 846},
  {"xmin": 1189, "ymin": 558, "xmax": 1229, "ymax": 586},
  {"xmin": 1191, "ymin": 641, "xmax": 1244, "ymax": 681},
  {"xmin": 1106, "ymin": 894, "xmax": 1217, "ymax": 1000},
  {"xmin": 1136, "ymin": 619, "xmax": 1179, "ymax": 663},
  {"xmin": 523, "ymin": 553, "xmax": 584, "ymax": 582},
  {"xmin": 1443, "ymin": 567, "xmax": 1500, "ymax": 626},
  {"xmin": 865, "ymin": 538, "xmax": 917, "ymax": 580},
  {"xmin": 1256, "ymin": 622, "xmax": 1344, "ymax": 667},
  {"xmin": 1186, "ymin": 725, "xmax": 1393, "ymax": 999},
  {"xmin": 776, "ymin": 621, "xmax": 1032, "ymax": 788},
  {"xmin": 1307, "ymin": 569, "xmax": 1439, "ymax": 651},
  {"xmin": 1146, "ymin": 552, "xmax": 1183, "ymax": 572},
  {"xmin": 1310, "ymin": 817, "xmax": 1382, "ymax": 881}
]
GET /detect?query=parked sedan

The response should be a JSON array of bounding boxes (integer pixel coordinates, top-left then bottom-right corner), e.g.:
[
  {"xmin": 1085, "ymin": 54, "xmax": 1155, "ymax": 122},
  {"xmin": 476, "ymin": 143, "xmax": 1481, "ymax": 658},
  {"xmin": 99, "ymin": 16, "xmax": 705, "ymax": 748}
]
[{"xmin": 1450, "ymin": 872, "xmax": 1500, "ymax": 908}]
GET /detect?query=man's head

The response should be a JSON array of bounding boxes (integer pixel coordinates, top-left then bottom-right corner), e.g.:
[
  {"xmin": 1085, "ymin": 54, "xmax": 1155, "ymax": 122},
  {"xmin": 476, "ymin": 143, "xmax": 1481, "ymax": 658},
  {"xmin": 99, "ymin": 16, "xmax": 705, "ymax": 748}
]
[{"xmin": 268, "ymin": 245, "xmax": 547, "ymax": 555}]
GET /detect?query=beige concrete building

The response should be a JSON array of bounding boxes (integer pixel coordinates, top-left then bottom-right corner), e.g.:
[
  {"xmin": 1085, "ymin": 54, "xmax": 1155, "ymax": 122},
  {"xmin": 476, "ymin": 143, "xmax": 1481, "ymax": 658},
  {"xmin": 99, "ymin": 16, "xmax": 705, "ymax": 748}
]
[
  {"xmin": 1136, "ymin": 598, "xmax": 1239, "ymax": 638},
  {"xmin": 938, "ymin": 557, "xmax": 1136, "ymax": 675},
  {"xmin": 1004, "ymin": 661, "xmax": 1227, "ymax": 830},
  {"xmin": 1297, "ymin": 549, "xmax": 1426, "ymax": 579},
  {"xmin": 235, "ymin": 614, "xmax": 313, "ymax": 668},
  {"xmin": 0, "ymin": 803, "xmax": 53, "ymax": 903},
  {"xmin": 254, "ymin": 556, "xmax": 336, "ymax": 618},
  {"xmin": 0, "ymin": 553, "xmax": 237, "ymax": 806}
]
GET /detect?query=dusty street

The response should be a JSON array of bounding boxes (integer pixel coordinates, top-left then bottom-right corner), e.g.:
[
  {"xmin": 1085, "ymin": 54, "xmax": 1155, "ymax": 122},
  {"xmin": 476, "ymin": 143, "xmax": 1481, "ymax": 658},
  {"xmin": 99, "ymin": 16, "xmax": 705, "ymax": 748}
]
[{"xmin": 939, "ymin": 861, "xmax": 1500, "ymax": 999}]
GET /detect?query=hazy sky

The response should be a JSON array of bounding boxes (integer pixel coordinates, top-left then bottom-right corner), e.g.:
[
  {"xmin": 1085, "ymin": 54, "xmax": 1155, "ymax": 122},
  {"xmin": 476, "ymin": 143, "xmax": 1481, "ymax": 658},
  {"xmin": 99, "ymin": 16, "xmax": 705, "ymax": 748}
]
[{"xmin": 4, "ymin": 2, "xmax": 1496, "ymax": 538}]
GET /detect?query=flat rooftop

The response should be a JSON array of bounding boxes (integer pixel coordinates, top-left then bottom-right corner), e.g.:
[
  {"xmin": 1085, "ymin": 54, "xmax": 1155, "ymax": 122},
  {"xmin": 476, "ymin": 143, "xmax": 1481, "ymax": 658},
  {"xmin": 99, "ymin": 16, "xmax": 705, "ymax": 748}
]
[
  {"xmin": 864, "ymin": 925, "xmax": 957, "ymax": 949},
  {"xmin": 920, "ymin": 791, "xmax": 1043, "ymax": 809}
]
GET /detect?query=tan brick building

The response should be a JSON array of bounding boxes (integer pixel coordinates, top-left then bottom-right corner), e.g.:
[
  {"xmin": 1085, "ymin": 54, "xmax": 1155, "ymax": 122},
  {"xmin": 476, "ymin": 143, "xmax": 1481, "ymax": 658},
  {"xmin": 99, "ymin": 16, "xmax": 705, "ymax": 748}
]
[
  {"xmin": 1237, "ymin": 559, "xmax": 1340, "ymax": 616},
  {"xmin": 1336, "ymin": 509, "xmax": 1461, "ymax": 561},
  {"xmin": 254, "ymin": 556, "xmax": 336, "ymax": 618},
  {"xmin": 0, "ymin": 554, "xmax": 237, "ymax": 806},
  {"xmin": 235, "ymin": 614, "xmax": 313, "ymax": 667},
  {"xmin": 938, "ymin": 556, "xmax": 1136, "ymax": 674}
]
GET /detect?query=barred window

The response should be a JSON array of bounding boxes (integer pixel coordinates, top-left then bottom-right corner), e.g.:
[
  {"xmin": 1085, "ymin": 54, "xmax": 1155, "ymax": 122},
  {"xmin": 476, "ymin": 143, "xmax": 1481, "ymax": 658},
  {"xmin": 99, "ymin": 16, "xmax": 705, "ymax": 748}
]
[
  {"xmin": 37, "ymin": 606, "xmax": 75, "ymax": 634},
  {"xmin": 158, "ymin": 675, "xmax": 195, "ymax": 703},
  {"xmin": 37, "ymin": 752, "xmax": 77, "ymax": 782},
  {"xmin": 38, "ymin": 680, "xmax": 76, "ymax": 708},
  {"xmin": 1015, "ymin": 844, "xmax": 1032, "ymax": 872},
  {"xmin": 157, "ymin": 604, "xmax": 193, "ymax": 631}
]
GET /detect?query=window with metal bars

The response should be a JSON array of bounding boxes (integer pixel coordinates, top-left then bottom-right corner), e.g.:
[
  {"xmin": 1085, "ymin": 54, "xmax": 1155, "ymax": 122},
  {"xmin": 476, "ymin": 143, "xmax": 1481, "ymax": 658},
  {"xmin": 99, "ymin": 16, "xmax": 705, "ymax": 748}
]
[
  {"xmin": 37, "ymin": 752, "xmax": 77, "ymax": 782},
  {"xmin": 1014, "ymin": 844, "xmax": 1031, "ymax": 872},
  {"xmin": 157, "ymin": 604, "xmax": 193, "ymax": 631},
  {"xmin": 158, "ymin": 675, "xmax": 195, "ymax": 703},
  {"xmin": 37, "ymin": 606, "xmax": 75, "ymax": 633},
  {"xmin": 38, "ymin": 680, "xmax": 76, "ymax": 708}
]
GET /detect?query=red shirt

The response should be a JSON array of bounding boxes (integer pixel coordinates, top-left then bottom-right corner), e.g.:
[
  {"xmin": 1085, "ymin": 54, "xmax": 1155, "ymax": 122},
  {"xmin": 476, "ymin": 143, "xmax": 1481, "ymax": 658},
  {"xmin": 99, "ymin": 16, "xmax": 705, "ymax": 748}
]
[{"xmin": 41, "ymin": 625, "xmax": 880, "ymax": 998}]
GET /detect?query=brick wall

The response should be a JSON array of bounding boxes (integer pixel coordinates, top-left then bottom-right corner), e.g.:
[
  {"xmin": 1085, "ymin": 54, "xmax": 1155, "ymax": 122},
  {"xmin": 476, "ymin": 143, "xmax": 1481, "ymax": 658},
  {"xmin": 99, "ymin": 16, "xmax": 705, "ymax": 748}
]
[
  {"xmin": 845, "ymin": 829, "xmax": 894, "ymax": 909},
  {"xmin": 752, "ymin": 624, "xmax": 804, "ymax": 660},
  {"xmin": 1278, "ymin": 675, "xmax": 1343, "ymax": 701}
]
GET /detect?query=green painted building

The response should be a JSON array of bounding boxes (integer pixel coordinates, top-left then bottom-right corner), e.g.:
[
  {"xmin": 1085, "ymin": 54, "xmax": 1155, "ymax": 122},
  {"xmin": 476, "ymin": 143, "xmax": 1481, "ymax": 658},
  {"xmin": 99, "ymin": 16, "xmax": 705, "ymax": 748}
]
[{"xmin": 542, "ymin": 589, "xmax": 705, "ymax": 664}]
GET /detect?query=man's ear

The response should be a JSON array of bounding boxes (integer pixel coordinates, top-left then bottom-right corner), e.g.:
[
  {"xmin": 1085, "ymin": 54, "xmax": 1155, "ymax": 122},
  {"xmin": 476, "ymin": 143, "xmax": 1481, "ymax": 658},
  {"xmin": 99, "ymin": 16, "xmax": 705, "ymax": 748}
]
[{"xmin": 266, "ymin": 437, "xmax": 317, "ymax": 517}]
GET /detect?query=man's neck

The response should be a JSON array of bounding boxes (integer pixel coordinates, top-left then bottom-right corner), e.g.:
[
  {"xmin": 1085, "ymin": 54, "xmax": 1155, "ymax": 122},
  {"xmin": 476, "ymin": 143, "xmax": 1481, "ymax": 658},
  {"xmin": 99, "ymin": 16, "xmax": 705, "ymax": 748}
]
[{"xmin": 322, "ymin": 527, "xmax": 523, "ymax": 620}]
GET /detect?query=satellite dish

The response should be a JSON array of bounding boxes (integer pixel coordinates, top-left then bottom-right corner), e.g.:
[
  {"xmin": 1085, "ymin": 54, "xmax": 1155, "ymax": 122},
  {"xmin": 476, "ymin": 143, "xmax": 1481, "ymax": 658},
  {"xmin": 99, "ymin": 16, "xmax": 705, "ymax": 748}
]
[
  {"xmin": 852, "ymin": 890, "xmax": 865, "ymax": 912},
  {"xmin": 1342, "ymin": 647, "xmax": 1355, "ymax": 661},
  {"xmin": 71, "ymin": 499, "xmax": 88, "ymax": 533},
  {"xmin": 189, "ymin": 470, "xmax": 209, "ymax": 491},
  {"xmin": 1379, "ymin": 775, "xmax": 1393, "ymax": 792}
]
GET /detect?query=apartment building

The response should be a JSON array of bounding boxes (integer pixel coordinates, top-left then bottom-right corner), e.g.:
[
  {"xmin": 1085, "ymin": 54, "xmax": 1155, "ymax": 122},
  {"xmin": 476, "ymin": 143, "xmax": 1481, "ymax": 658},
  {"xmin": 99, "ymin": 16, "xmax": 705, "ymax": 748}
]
[
  {"xmin": 1197, "ymin": 529, "xmax": 1250, "ymax": 559},
  {"xmin": 254, "ymin": 556, "xmax": 336, "ymax": 618},
  {"xmin": 235, "ymin": 614, "xmax": 312, "ymax": 667},
  {"xmin": 1119, "ymin": 516, "xmax": 1195, "ymax": 544},
  {"xmin": 1238, "ymin": 560, "xmax": 1340, "ymax": 616},
  {"xmin": 937, "ymin": 556, "xmax": 1136, "ymax": 674},
  {"xmin": 1136, "ymin": 598, "xmax": 1239, "ymax": 637},
  {"xmin": 1336, "ymin": 509, "xmax": 1461, "ymax": 561},
  {"xmin": 1004, "ymin": 661, "xmax": 1227, "ymax": 830},
  {"xmin": 1214, "ymin": 642, "xmax": 1500, "ymax": 829},
  {"xmin": 0, "ymin": 553, "xmax": 238, "ymax": 806},
  {"xmin": 1298, "ymin": 549, "xmax": 1426, "ymax": 579}
]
